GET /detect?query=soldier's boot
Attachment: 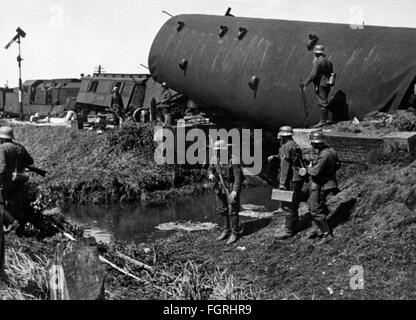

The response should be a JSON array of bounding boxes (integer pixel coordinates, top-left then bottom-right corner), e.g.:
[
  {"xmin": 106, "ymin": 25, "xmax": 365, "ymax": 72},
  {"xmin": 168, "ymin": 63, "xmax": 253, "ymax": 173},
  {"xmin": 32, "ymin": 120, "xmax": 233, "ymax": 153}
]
[
  {"xmin": 309, "ymin": 218, "xmax": 332, "ymax": 240},
  {"xmin": 216, "ymin": 215, "xmax": 231, "ymax": 241},
  {"xmin": 307, "ymin": 221, "xmax": 323, "ymax": 239},
  {"xmin": 318, "ymin": 218, "xmax": 332, "ymax": 238},
  {"xmin": 274, "ymin": 214, "xmax": 299, "ymax": 240},
  {"xmin": 313, "ymin": 108, "xmax": 329, "ymax": 128},
  {"xmin": 226, "ymin": 215, "xmax": 243, "ymax": 245}
]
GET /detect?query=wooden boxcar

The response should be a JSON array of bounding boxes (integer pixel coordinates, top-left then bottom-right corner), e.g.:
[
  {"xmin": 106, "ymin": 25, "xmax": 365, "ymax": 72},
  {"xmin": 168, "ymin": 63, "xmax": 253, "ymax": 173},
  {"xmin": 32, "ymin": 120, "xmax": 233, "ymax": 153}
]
[{"xmin": 75, "ymin": 73, "xmax": 149, "ymax": 114}]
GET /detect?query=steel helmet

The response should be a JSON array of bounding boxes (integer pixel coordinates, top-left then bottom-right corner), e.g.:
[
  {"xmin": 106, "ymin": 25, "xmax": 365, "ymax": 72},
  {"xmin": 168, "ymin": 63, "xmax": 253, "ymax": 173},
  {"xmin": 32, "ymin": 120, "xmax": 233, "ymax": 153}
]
[
  {"xmin": 310, "ymin": 131, "xmax": 326, "ymax": 144},
  {"xmin": 212, "ymin": 140, "xmax": 232, "ymax": 150},
  {"xmin": 0, "ymin": 126, "xmax": 14, "ymax": 140},
  {"xmin": 313, "ymin": 44, "xmax": 325, "ymax": 54},
  {"xmin": 279, "ymin": 126, "xmax": 294, "ymax": 137}
]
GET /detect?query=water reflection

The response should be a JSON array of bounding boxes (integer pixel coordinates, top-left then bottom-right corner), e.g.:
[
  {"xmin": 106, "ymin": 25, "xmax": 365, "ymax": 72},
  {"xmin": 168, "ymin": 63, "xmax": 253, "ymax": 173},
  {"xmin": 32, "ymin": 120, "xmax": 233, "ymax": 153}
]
[{"xmin": 66, "ymin": 186, "xmax": 276, "ymax": 244}]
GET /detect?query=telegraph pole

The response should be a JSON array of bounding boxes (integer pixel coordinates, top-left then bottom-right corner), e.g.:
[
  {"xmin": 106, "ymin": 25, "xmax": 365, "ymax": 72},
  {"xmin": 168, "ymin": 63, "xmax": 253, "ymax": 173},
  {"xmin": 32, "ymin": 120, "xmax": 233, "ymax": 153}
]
[{"xmin": 94, "ymin": 65, "xmax": 105, "ymax": 75}]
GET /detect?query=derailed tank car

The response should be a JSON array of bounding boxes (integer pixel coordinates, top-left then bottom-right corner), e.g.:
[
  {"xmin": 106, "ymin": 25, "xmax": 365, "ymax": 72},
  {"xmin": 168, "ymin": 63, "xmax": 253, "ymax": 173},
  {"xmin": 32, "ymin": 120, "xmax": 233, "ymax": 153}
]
[{"xmin": 149, "ymin": 14, "xmax": 416, "ymax": 129}]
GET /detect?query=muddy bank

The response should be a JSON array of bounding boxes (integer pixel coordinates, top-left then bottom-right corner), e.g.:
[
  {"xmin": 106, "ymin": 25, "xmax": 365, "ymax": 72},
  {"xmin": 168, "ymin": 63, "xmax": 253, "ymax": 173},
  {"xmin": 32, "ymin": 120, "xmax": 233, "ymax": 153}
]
[
  {"xmin": 6, "ymin": 121, "xmax": 209, "ymax": 206},
  {"xmin": 2, "ymin": 154, "xmax": 415, "ymax": 300},
  {"xmin": 101, "ymin": 155, "xmax": 416, "ymax": 300}
]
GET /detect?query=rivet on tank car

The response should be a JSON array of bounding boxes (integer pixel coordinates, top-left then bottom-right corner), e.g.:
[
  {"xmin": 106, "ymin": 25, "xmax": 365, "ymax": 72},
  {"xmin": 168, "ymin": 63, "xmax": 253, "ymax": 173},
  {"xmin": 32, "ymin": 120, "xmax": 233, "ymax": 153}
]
[
  {"xmin": 179, "ymin": 59, "xmax": 188, "ymax": 71},
  {"xmin": 176, "ymin": 21, "xmax": 185, "ymax": 32},
  {"xmin": 248, "ymin": 76, "xmax": 259, "ymax": 98},
  {"xmin": 218, "ymin": 25, "xmax": 228, "ymax": 38},
  {"xmin": 237, "ymin": 27, "xmax": 248, "ymax": 40}
]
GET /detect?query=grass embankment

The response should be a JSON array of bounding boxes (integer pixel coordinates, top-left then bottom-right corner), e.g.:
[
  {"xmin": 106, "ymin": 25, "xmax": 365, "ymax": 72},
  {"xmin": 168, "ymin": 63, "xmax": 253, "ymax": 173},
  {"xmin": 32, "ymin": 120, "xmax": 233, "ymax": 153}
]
[
  {"xmin": 0, "ymin": 207, "xmax": 83, "ymax": 300},
  {"xmin": 101, "ymin": 154, "xmax": 416, "ymax": 300},
  {"xmin": 12, "ymin": 121, "xmax": 207, "ymax": 206},
  {"xmin": 2, "ymin": 119, "xmax": 416, "ymax": 300},
  {"xmin": 4, "ymin": 155, "xmax": 415, "ymax": 300},
  {"xmin": 0, "ymin": 235, "xmax": 50, "ymax": 300}
]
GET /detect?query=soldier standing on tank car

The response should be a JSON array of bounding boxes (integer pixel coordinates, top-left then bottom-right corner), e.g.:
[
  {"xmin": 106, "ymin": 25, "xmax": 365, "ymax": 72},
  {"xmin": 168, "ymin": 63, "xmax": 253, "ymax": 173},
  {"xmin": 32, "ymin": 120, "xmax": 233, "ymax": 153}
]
[
  {"xmin": 307, "ymin": 131, "xmax": 341, "ymax": 242},
  {"xmin": 208, "ymin": 140, "xmax": 244, "ymax": 245},
  {"xmin": 301, "ymin": 45, "xmax": 334, "ymax": 127},
  {"xmin": 273, "ymin": 126, "xmax": 305, "ymax": 240}
]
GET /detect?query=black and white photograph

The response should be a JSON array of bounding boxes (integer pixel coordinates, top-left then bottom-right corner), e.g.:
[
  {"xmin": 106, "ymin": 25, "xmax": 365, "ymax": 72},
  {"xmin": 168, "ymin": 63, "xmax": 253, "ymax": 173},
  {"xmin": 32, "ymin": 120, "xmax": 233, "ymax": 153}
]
[{"xmin": 0, "ymin": 0, "xmax": 415, "ymax": 308}]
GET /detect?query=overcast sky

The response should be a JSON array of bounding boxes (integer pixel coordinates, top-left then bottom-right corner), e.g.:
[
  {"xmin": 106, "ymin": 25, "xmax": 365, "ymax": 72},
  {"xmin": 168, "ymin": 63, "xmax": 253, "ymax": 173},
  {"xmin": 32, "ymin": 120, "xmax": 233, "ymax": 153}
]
[{"xmin": 1, "ymin": 0, "xmax": 415, "ymax": 87}]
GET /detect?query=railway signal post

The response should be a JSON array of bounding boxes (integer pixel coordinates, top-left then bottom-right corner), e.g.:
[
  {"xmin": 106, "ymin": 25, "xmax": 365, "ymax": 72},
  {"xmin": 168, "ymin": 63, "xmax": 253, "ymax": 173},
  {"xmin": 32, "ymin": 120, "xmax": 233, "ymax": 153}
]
[{"xmin": 4, "ymin": 27, "xmax": 26, "ymax": 121}]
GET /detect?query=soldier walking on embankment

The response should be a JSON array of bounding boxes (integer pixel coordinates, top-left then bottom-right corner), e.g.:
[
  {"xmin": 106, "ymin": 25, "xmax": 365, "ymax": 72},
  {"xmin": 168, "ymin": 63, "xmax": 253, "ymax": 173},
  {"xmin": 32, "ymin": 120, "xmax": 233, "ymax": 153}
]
[
  {"xmin": 208, "ymin": 140, "xmax": 244, "ymax": 245},
  {"xmin": 273, "ymin": 126, "xmax": 305, "ymax": 240},
  {"xmin": 307, "ymin": 131, "xmax": 341, "ymax": 241}
]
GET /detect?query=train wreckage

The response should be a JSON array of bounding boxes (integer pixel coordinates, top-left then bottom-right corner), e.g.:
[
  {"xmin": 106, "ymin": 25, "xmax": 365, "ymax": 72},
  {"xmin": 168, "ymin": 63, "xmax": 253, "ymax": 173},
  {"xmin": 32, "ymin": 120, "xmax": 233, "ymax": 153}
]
[
  {"xmin": 1, "ymin": 14, "xmax": 416, "ymax": 129},
  {"xmin": 149, "ymin": 14, "xmax": 416, "ymax": 128}
]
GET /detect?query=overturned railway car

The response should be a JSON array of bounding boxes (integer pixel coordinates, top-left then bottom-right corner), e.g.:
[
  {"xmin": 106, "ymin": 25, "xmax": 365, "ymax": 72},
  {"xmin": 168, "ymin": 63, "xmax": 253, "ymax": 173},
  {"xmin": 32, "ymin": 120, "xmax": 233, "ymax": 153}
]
[
  {"xmin": 149, "ymin": 14, "xmax": 416, "ymax": 128},
  {"xmin": 75, "ymin": 73, "xmax": 150, "ymax": 114}
]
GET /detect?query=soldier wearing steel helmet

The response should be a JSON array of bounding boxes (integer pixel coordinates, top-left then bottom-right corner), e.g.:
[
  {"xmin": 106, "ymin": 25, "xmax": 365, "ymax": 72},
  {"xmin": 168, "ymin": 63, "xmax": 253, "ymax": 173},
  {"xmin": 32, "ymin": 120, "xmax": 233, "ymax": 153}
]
[
  {"xmin": 0, "ymin": 126, "xmax": 34, "ymax": 276},
  {"xmin": 208, "ymin": 140, "xmax": 244, "ymax": 245},
  {"xmin": 0, "ymin": 126, "xmax": 34, "ymax": 227},
  {"xmin": 307, "ymin": 131, "xmax": 341, "ymax": 241},
  {"xmin": 301, "ymin": 44, "xmax": 334, "ymax": 127},
  {"xmin": 274, "ymin": 126, "xmax": 305, "ymax": 240},
  {"xmin": 159, "ymin": 82, "xmax": 174, "ymax": 125}
]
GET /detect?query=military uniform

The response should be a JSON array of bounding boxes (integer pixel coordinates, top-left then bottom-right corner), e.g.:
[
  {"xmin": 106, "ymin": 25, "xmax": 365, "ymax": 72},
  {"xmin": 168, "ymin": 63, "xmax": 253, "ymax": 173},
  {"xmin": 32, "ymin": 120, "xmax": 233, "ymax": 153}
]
[
  {"xmin": 303, "ymin": 55, "xmax": 334, "ymax": 121},
  {"xmin": 208, "ymin": 156, "xmax": 244, "ymax": 239},
  {"xmin": 0, "ymin": 128, "xmax": 34, "ymax": 275},
  {"xmin": 160, "ymin": 89, "xmax": 173, "ymax": 125},
  {"xmin": 278, "ymin": 139, "xmax": 304, "ymax": 235},
  {"xmin": 0, "ymin": 141, "xmax": 34, "ymax": 225},
  {"xmin": 307, "ymin": 146, "xmax": 340, "ymax": 234},
  {"xmin": 111, "ymin": 88, "xmax": 124, "ymax": 119}
]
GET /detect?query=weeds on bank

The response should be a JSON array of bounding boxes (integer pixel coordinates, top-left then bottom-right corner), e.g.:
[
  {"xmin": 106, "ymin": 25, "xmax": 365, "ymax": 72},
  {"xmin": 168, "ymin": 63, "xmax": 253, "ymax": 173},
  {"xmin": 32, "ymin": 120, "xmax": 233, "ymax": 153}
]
[{"xmin": 0, "ymin": 237, "xmax": 49, "ymax": 300}]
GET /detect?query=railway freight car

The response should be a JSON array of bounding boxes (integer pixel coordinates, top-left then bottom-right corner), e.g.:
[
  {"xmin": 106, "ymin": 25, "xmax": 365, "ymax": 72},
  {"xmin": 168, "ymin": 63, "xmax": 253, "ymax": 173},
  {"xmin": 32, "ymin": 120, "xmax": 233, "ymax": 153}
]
[
  {"xmin": 0, "ymin": 87, "xmax": 13, "ymax": 112},
  {"xmin": 149, "ymin": 14, "xmax": 416, "ymax": 129},
  {"xmin": 2, "ymin": 78, "xmax": 81, "ymax": 118},
  {"xmin": 75, "ymin": 73, "xmax": 150, "ymax": 115}
]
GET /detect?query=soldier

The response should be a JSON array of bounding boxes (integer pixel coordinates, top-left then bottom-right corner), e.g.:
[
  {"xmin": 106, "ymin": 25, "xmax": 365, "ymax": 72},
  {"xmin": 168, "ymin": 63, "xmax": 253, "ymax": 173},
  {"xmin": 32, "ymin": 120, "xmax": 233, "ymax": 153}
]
[
  {"xmin": 111, "ymin": 86, "xmax": 124, "ymax": 127},
  {"xmin": 307, "ymin": 131, "xmax": 341, "ymax": 241},
  {"xmin": 0, "ymin": 126, "xmax": 34, "ymax": 276},
  {"xmin": 160, "ymin": 82, "xmax": 173, "ymax": 126},
  {"xmin": 208, "ymin": 140, "xmax": 244, "ymax": 245},
  {"xmin": 274, "ymin": 126, "xmax": 305, "ymax": 240},
  {"xmin": 301, "ymin": 44, "xmax": 334, "ymax": 127}
]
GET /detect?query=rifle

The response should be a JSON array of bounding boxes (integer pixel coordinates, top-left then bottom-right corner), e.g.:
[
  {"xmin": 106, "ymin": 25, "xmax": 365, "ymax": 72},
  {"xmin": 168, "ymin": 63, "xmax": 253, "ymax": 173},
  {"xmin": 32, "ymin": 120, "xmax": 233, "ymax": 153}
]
[
  {"xmin": 25, "ymin": 166, "xmax": 47, "ymax": 177},
  {"xmin": 213, "ymin": 161, "xmax": 234, "ymax": 216}
]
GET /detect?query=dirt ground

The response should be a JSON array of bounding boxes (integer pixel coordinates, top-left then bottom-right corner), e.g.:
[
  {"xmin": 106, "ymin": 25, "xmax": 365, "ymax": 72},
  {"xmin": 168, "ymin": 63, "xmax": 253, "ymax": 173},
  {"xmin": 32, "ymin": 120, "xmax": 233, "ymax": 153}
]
[
  {"xmin": 102, "ymin": 157, "xmax": 416, "ymax": 300},
  {"xmin": 2, "ymin": 116, "xmax": 416, "ymax": 300}
]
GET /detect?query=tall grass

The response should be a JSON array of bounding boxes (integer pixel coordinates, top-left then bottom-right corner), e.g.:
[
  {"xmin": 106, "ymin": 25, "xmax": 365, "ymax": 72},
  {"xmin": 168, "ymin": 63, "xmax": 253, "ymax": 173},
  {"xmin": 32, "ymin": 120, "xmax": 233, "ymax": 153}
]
[{"xmin": 0, "ymin": 237, "xmax": 49, "ymax": 300}]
